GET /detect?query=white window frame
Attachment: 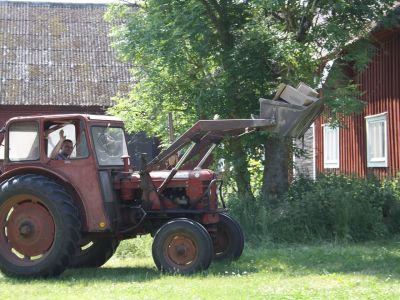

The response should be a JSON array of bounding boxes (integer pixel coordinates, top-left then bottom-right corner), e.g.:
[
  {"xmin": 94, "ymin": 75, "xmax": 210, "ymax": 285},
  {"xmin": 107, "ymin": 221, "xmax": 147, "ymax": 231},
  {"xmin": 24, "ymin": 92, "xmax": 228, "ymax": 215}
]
[
  {"xmin": 0, "ymin": 136, "xmax": 4, "ymax": 160},
  {"xmin": 323, "ymin": 124, "xmax": 339, "ymax": 169},
  {"xmin": 0, "ymin": 144, "xmax": 4, "ymax": 160},
  {"xmin": 365, "ymin": 112, "xmax": 388, "ymax": 168}
]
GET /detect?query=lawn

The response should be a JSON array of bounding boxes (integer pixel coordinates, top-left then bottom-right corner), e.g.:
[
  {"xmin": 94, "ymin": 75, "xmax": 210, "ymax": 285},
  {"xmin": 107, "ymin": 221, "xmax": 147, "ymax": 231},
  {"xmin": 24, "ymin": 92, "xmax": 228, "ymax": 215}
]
[{"xmin": 1, "ymin": 237, "xmax": 400, "ymax": 300}]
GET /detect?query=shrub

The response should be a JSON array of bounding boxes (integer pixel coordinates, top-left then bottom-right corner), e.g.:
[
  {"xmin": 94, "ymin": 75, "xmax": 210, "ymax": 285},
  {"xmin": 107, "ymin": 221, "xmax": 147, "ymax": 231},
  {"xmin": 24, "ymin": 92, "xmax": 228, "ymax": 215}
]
[
  {"xmin": 381, "ymin": 177, "xmax": 400, "ymax": 233},
  {"xmin": 115, "ymin": 235, "xmax": 152, "ymax": 258},
  {"xmin": 228, "ymin": 174, "xmax": 400, "ymax": 243},
  {"xmin": 270, "ymin": 174, "xmax": 387, "ymax": 242},
  {"xmin": 227, "ymin": 193, "xmax": 270, "ymax": 243}
]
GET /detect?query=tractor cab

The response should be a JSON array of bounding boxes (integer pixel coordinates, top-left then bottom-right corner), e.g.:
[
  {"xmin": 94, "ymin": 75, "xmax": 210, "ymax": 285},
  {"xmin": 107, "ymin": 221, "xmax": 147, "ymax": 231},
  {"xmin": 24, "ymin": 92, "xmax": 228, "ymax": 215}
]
[
  {"xmin": 1, "ymin": 114, "xmax": 128, "ymax": 171},
  {"xmin": 0, "ymin": 114, "xmax": 129, "ymax": 233}
]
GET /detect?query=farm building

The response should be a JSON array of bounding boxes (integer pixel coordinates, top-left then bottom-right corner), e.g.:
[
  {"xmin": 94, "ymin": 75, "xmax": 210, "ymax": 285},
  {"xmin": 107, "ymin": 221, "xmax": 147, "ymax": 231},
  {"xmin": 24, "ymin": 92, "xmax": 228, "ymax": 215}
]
[
  {"xmin": 0, "ymin": 1, "xmax": 158, "ymax": 164},
  {"xmin": 313, "ymin": 6, "xmax": 400, "ymax": 178}
]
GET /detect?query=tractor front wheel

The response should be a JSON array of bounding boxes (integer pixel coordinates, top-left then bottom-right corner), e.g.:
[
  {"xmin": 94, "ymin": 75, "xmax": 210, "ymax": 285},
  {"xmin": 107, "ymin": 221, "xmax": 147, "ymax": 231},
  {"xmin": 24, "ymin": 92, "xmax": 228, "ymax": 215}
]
[
  {"xmin": 69, "ymin": 238, "xmax": 120, "ymax": 268},
  {"xmin": 0, "ymin": 175, "xmax": 80, "ymax": 277},
  {"xmin": 152, "ymin": 218, "xmax": 213, "ymax": 274},
  {"xmin": 212, "ymin": 214, "xmax": 244, "ymax": 261}
]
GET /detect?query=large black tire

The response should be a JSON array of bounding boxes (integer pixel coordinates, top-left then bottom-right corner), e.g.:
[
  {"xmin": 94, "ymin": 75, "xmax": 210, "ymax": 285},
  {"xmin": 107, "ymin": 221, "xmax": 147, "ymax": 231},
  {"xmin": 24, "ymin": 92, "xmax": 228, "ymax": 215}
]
[
  {"xmin": 0, "ymin": 174, "xmax": 80, "ymax": 278},
  {"xmin": 152, "ymin": 218, "xmax": 213, "ymax": 274},
  {"xmin": 69, "ymin": 238, "xmax": 119, "ymax": 268},
  {"xmin": 212, "ymin": 214, "xmax": 244, "ymax": 261}
]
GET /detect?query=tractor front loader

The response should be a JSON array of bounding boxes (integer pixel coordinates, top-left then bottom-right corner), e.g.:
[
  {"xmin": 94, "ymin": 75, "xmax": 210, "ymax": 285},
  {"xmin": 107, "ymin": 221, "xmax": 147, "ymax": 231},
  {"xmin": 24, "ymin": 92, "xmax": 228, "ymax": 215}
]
[{"xmin": 0, "ymin": 90, "xmax": 322, "ymax": 277}]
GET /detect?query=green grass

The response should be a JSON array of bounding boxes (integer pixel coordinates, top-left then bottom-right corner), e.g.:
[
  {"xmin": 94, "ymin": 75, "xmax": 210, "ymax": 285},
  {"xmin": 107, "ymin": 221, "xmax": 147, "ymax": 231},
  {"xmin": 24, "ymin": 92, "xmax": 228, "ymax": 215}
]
[{"xmin": 1, "ymin": 237, "xmax": 400, "ymax": 299}]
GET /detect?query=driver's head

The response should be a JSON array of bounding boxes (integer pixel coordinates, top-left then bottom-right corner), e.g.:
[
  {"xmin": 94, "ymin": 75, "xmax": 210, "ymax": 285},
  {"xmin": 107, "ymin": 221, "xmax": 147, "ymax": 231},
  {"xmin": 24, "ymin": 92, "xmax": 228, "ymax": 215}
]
[{"xmin": 60, "ymin": 139, "xmax": 73, "ymax": 156}]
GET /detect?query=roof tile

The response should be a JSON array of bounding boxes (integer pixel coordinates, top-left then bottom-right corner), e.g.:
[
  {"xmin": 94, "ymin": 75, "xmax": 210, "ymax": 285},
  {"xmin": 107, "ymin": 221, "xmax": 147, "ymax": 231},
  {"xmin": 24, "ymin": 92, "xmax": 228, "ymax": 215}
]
[{"xmin": 0, "ymin": 1, "xmax": 132, "ymax": 106}]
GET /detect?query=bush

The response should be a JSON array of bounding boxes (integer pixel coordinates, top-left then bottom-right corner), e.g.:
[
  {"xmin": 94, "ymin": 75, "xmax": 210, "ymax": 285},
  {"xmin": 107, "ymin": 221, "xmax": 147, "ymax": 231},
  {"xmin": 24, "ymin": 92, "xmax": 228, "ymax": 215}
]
[
  {"xmin": 228, "ymin": 174, "xmax": 400, "ymax": 243},
  {"xmin": 381, "ymin": 177, "xmax": 400, "ymax": 234},
  {"xmin": 227, "ymin": 193, "xmax": 270, "ymax": 243},
  {"xmin": 115, "ymin": 235, "xmax": 152, "ymax": 259}
]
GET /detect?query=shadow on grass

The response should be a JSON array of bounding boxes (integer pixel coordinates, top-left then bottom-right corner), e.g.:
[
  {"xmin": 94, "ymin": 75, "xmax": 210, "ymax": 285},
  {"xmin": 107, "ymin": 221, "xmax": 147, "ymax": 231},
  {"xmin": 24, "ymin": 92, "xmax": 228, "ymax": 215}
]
[
  {"xmin": 64, "ymin": 266, "xmax": 162, "ymax": 282},
  {"xmin": 3, "ymin": 241, "xmax": 400, "ymax": 283},
  {"xmin": 0, "ymin": 266, "xmax": 161, "ymax": 284},
  {"xmin": 207, "ymin": 241, "xmax": 400, "ymax": 280}
]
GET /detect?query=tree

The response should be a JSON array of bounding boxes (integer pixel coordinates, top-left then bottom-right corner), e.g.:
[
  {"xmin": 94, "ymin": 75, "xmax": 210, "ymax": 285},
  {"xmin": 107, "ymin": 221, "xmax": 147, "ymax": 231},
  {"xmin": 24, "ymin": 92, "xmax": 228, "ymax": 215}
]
[{"xmin": 105, "ymin": 0, "xmax": 395, "ymax": 204}]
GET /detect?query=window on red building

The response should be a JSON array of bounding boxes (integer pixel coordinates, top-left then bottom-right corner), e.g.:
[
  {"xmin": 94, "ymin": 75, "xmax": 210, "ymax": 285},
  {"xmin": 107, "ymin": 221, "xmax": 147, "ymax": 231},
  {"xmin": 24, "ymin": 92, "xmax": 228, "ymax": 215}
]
[
  {"xmin": 323, "ymin": 124, "xmax": 339, "ymax": 169},
  {"xmin": 366, "ymin": 113, "xmax": 388, "ymax": 168}
]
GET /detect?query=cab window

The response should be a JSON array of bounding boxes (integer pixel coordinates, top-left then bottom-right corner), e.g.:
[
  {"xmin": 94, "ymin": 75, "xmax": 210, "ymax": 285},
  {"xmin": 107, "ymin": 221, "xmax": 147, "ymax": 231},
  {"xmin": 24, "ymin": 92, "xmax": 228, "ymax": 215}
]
[
  {"xmin": 91, "ymin": 126, "xmax": 127, "ymax": 166},
  {"xmin": 9, "ymin": 122, "xmax": 39, "ymax": 161},
  {"xmin": 45, "ymin": 120, "xmax": 89, "ymax": 159}
]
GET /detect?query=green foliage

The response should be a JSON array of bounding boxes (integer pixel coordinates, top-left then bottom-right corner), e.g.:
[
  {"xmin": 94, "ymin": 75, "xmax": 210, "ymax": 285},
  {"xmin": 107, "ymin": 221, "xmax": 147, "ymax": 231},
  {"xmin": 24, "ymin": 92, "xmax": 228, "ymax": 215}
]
[
  {"xmin": 321, "ymin": 39, "xmax": 377, "ymax": 126},
  {"xmin": 228, "ymin": 174, "xmax": 400, "ymax": 243},
  {"xmin": 381, "ymin": 177, "xmax": 400, "ymax": 233},
  {"xmin": 105, "ymin": 0, "xmax": 396, "ymax": 199},
  {"xmin": 226, "ymin": 193, "xmax": 270, "ymax": 241},
  {"xmin": 105, "ymin": 1, "xmax": 279, "ymax": 142},
  {"xmin": 266, "ymin": 174, "xmax": 400, "ymax": 242},
  {"xmin": 105, "ymin": 1, "xmax": 396, "ymax": 138},
  {"xmin": 115, "ymin": 235, "xmax": 152, "ymax": 258}
]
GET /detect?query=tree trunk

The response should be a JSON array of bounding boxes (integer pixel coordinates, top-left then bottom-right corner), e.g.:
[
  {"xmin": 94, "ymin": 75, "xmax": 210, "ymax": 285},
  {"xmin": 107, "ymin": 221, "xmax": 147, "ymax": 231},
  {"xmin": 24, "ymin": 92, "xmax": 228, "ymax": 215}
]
[
  {"xmin": 226, "ymin": 138, "xmax": 255, "ymax": 203},
  {"xmin": 262, "ymin": 135, "xmax": 291, "ymax": 206}
]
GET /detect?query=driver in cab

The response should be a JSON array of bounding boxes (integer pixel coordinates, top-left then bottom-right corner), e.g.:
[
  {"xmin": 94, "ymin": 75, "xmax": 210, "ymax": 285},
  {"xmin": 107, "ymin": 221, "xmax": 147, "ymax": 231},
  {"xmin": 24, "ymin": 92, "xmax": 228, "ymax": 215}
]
[{"xmin": 50, "ymin": 130, "xmax": 73, "ymax": 160}]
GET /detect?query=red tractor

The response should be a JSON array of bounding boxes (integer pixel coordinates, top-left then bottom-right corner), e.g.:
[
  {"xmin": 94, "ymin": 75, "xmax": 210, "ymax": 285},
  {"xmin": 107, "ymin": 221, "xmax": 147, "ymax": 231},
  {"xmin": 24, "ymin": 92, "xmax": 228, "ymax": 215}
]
[{"xmin": 0, "ymin": 96, "xmax": 322, "ymax": 277}]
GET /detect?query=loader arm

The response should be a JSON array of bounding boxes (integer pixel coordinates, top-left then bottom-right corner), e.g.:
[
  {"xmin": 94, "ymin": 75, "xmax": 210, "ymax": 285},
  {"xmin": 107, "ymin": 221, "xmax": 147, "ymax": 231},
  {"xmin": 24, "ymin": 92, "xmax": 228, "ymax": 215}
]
[
  {"xmin": 147, "ymin": 94, "xmax": 323, "ymax": 171},
  {"xmin": 147, "ymin": 118, "xmax": 275, "ymax": 171}
]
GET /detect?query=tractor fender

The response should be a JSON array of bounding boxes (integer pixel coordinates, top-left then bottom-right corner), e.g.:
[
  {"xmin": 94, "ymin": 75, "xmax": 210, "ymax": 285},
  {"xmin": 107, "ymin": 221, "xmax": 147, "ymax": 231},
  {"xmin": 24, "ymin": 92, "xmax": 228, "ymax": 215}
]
[{"xmin": 0, "ymin": 166, "xmax": 89, "ymax": 230}]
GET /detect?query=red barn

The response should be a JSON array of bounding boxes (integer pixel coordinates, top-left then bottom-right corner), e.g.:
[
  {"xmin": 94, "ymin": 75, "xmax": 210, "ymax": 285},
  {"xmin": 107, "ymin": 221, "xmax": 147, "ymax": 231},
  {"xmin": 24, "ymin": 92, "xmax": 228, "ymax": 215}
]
[{"xmin": 314, "ymin": 11, "xmax": 400, "ymax": 178}]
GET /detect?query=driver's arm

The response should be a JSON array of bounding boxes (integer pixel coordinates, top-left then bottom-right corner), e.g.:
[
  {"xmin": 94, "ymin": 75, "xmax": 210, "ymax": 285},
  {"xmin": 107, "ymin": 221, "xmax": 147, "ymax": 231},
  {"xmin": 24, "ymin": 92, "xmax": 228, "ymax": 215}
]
[{"xmin": 50, "ymin": 130, "xmax": 66, "ymax": 159}]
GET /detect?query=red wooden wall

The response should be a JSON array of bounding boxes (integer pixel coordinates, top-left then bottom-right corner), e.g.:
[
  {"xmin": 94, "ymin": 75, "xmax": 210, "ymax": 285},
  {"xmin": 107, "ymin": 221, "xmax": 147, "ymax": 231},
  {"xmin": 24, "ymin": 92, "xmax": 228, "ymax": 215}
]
[{"xmin": 315, "ymin": 30, "xmax": 400, "ymax": 178}]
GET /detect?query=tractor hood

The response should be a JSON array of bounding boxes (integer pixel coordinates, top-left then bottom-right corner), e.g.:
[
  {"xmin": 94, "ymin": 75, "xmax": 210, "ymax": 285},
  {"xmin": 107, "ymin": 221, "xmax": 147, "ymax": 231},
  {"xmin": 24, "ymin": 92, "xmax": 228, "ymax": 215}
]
[{"xmin": 149, "ymin": 169, "xmax": 214, "ymax": 181}]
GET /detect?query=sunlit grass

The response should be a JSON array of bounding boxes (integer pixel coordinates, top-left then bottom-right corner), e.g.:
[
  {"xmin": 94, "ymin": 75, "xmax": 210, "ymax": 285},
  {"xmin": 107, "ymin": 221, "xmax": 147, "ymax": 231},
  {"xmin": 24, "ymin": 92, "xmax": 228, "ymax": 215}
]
[{"xmin": 1, "ymin": 237, "xmax": 400, "ymax": 299}]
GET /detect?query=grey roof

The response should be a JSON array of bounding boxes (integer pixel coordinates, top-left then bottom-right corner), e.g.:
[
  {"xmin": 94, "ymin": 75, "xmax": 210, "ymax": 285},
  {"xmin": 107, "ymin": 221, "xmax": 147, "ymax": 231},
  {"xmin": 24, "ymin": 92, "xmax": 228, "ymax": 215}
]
[{"xmin": 0, "ymin": 1, "xmax": 132, "ymax": 106}]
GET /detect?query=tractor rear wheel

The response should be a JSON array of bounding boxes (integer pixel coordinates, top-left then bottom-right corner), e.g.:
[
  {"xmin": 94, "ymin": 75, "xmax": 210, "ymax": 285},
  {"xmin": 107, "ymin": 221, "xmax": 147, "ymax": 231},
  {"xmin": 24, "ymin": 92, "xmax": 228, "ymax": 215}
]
[
  {"xmin": 0, "ymin": 175, "xmax": 80, "ymax": 278},
  {"xmin": 152, "ymin": 218, "xmax": 213, "ymax": 274},
  {"xmin": 212, "ymin": 214, "xmax": 244, "ymax": 261},
  {"xmin": 69, "ymin": 238, "xmax": 119, "ymax": 268}
]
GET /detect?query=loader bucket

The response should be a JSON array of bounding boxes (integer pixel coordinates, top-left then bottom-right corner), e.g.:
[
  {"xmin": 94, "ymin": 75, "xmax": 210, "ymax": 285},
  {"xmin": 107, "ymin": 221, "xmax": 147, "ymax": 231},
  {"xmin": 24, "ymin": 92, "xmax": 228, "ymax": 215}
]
[{"xmin": 259, "ymin": 98, "xmax": 323, "ymax": 138}]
